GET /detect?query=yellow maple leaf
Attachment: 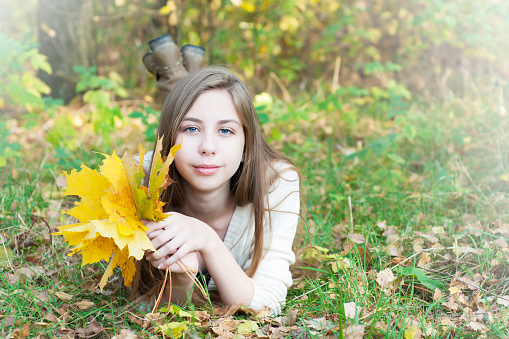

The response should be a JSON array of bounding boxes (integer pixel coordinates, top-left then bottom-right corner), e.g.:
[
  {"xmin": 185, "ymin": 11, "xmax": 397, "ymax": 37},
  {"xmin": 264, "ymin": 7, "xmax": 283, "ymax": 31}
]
[{"xmin": 53, "ymin": 136, "xmax": 179, "ymax": 290}]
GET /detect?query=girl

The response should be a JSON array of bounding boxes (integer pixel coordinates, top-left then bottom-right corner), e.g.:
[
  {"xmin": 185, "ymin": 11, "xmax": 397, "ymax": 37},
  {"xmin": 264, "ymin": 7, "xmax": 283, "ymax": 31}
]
[{"xmin": 133, "ymin": 67, "xmax": 300, "ymax": 314}]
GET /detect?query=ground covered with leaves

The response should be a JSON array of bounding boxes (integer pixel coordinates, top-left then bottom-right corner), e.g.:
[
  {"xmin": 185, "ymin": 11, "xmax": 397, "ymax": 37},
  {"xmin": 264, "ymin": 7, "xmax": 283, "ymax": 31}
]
[{"xmin": 1, "ymin": 90, "xmax": 508, "ymax": 338}]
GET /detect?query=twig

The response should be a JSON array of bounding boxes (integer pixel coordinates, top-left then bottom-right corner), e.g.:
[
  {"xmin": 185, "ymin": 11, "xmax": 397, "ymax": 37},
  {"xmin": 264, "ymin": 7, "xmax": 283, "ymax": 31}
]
[
  {"xmin": 288, "ymin": 282, "xmax": 329, "ymax": 303},
  {"xmin": 391, "ymin": 246, "xmax": 481, "ymax": 270},
  {"xmin": 331, "ymin": 56, "xmax": 341, "ymax": 93},
  {"xmin": 269, "ymin": 72, "xmax": 292, "ymax": 103}
]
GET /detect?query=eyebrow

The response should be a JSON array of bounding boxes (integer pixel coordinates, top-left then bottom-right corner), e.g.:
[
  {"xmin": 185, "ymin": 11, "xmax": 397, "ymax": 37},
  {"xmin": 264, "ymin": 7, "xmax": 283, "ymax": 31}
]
[{"xmin": 182, "ymin": 117, "xmax": 241, "ymax": 126}]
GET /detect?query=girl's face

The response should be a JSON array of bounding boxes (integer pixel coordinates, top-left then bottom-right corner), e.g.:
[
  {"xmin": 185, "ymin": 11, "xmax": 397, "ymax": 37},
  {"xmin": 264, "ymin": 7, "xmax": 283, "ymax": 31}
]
[{"xmin": 174, "ymin": 89, "xmax": 245, "ymax": 195}]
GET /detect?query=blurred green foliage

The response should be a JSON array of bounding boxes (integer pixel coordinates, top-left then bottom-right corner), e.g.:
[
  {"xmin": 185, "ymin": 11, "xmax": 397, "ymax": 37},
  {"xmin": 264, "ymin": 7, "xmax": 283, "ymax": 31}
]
[
  {"xmin": 0, "ymin": 31, "xmax": 52, "ymax": 112},
  {"xmin": 129, "ymin": 105, "xmax": 161, "ymax": 144},
  {"xmin": 2, "ymin": 0, "xmax": 508, "ymax": 99},
  {"xmin": 73, "ymin": 65, "xmax": 128, "ymax": 139}
]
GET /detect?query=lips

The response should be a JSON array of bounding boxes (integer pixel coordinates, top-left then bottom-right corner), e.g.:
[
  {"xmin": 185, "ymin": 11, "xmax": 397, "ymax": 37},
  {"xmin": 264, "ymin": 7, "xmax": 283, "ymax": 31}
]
[{"xmin": 193, "ymin": 165, "xmax": 220, "ymax": 175}]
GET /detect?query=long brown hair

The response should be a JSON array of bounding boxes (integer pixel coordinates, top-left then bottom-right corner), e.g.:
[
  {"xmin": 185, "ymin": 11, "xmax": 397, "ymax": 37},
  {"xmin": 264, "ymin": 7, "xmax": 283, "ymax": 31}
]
[{"xmin": 133, "ymin": 67, "xmax": 297, "ymax": 297}]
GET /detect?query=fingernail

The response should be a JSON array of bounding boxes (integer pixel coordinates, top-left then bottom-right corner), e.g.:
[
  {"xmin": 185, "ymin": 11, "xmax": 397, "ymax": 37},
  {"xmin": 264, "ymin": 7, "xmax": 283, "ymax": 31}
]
[{"xmin": 158, "ymin": 263, "xmax": 164, "ymax": 269}]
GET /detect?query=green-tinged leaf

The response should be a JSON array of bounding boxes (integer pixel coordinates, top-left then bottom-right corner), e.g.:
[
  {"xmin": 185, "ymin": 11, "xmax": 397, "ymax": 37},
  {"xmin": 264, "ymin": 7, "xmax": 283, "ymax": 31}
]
[
  {"xmin": 114, "ymin": 86, "xmax": 129, "ymax": 98},
  {"xmin": 329, "ymin": 258, "xmax": 352, "ymax": 272},
  {"xmin": 0, "ymin": 246, "xmax": 14, "ymax": 268},
  {"xmin": 166, "ymin": 304, "xmax": 194, "ymax": 318},
  {"xmin": 387, "ymin": 153, "xmax": 405, "ymax": 165},
  {"xmin": 159, "ymin": 321, "xmax": 189, "ymax": 338},
  {"xmin": 395, "ymin": 266, "xmax": 445, "ymax": 291},
  {"xmin": 237, "ymin": 320, "xmax": 259, "ymax": 334},
  {"xmin": 29, "ymin": 50, "xmax": 52, "ymax": 74},
  {"xmin": 83, "ymin": 90, "xmax": 110, "ymax": 107}
]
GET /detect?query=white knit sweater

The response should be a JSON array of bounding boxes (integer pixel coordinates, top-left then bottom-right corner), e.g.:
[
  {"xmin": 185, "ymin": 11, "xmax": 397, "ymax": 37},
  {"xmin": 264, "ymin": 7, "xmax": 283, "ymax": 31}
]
[{"xmin": 142, "ymin": 153, "xmax": 299, "ymax": 314}]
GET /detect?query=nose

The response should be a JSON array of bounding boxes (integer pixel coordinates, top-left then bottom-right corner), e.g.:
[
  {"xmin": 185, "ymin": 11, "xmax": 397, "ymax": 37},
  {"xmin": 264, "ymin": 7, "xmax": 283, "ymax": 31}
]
[{"xmin": 198, "ymin": 132, "xmax": 216, "ymax": 155}]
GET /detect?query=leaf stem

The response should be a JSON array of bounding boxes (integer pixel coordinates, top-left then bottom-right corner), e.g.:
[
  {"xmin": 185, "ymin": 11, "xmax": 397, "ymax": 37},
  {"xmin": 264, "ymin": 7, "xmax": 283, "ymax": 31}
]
[
  {"xmin": 152, "ymin": 266, "xmax": 170, "ymax": 313},
  {"xmin": 176, "ymin": 261, "xmax": 209, "ymax": 298}
]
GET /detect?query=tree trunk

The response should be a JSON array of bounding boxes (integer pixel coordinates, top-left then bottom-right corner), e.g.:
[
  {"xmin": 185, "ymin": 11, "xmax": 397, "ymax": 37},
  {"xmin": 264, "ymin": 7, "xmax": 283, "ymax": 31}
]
[{"xmin": 37, "ymin": 0, "xmax": 96, "ymax": 103}]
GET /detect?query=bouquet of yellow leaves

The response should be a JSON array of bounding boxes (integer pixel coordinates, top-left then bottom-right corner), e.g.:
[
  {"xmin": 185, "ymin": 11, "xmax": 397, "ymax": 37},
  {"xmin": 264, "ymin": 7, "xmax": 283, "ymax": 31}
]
[{"xmin": 54, "ymin": 137, "xmax": 180, "ymax": 290}]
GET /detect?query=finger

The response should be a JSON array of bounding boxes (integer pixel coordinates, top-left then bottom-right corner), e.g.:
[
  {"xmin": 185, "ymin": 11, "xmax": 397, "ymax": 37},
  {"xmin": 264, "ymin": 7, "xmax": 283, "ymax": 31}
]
[
  {"xmin": 145, "ymin": 220, "xmax": 166, "ymax": 232},
  {"xmin": 161, "ymin": 244, "xmax": 191, "ymax": 268},
  {"xmin": 145, "ymin": 250, "xmax": 164, "ymax": 262},
  {"xmin": 154, "ymin": 237, "xmax": 183, "ymax": 260},
  {"xmin": 147, "ymin": 236, "xmax": 181, "ymax": 261},
  {"xmin": 147, "ymin": 228, "xmax": 165, "ymax": 240},
  {"xmin": 151, "ymin": 227, "xmax": 181, "ymax": 249}
]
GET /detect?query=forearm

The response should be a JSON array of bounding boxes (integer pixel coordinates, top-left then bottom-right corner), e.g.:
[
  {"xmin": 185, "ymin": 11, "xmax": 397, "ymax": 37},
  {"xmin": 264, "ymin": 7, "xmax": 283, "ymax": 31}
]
[{"xmin": 202, "ymin": 236, "xmax": 254, "ymax": 307}]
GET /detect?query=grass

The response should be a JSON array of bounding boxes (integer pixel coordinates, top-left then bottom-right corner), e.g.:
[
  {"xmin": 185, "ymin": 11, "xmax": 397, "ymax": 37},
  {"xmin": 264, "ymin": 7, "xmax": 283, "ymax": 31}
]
[{"xmin": 0, "ymin": 90, "xmax": 508, "ymax": 337}]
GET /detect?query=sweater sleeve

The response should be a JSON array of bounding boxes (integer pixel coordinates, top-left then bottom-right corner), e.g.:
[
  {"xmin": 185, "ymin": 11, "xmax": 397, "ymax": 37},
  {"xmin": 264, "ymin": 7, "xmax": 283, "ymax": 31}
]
[{"xmin": 248, "ymin": 167, "xmax": 300, "ymax": 314}]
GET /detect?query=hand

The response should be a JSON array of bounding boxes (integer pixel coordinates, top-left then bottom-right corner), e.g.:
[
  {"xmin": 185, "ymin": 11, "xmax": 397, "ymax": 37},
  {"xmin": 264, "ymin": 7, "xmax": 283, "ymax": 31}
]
[{"xmin": 144, "ymin": 212, "xmax": 217, "ymax": 270}]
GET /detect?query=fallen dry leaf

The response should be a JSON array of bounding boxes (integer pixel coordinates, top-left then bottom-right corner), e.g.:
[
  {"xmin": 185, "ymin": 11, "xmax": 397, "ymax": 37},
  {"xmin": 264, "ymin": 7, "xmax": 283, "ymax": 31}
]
[
  {"xmin": 237, "ymin": 320, "xmax": 259, "ymax": 334},
  {"xmin": 343, "ymin": 323, "xmax": 365, "ymax": 339},
  {"xmin": 440, "ymin": 316, "xmax": 457, "ymax": 328},
  {"xmin": 5, "ymin": 315, "xmax": 15, "ymax": 327},
  {"xmin": 254, "ymin": 305, "xmax": 273, "ymax": 323},
  {"xmin": 376, "ymin": 268, "xmax": 395, "ymax": 289},
  {"xmin": 34, "ymin": 291, "xmax": 50, "ymax": 306},
  {"xmin": 466, "ymin": 321, "xmax": 487, "ymax": 332},
  {"xmin": 344, "ymin": 302, "xmax": 360, "ymax": 319},
  {"xmin": 44, "ymin": 313, "xmax": 58, "ymax": 322},
  {"xmin": 277, "ymin": 308, "xmax": 298, "ymax": 326},
  {"xmin": 76, "ymin": 318, "xmax": 105, "ymax": 338},
  {"xmin": 433, "ymin": 288, "xmax": 442, "ymax": 301},
  {"xmin": 415, "ymin": 231, "xmax": 439, "ymax": 243},
  {"xmin": 496, "ymin": 296, "xmax": 509, "ymax": 306},
  {"xmin": 403, "ymin": 325, "xmax": 422, "ymax": 339},
  {"xmin": 348, "ymin": 233, "xmax": 365, "ymax": 244},
  {"xmin": 383, "ymin": 226, "xmax": 402, "ymax": 256},
  {"xmin": 449, "ymin": 286, "xmax": 460, "ymax": 295},
  {"xmin": 494, "ymin": 237, "xmax": 508, "ymax": 248},
  {"xmin": 211, "ymin": 316, "xmax": 238, "ymax": 338},
  {"xmin": 303, "ymin": 316, "xmax": 336, "ymax": 336},
  {"xmin": 15, "ymin": 265, "xmax": 45, "ymax": 280},
  {"xmin": 417, "ymin": 252, "xmax": 430, "ymax": 267},
  {"xmin": 111, "ymin": 329, "xmax": 138, "ymax": 339},
  {"xmin": 376, "ymin": 220, "xmax": 387, "ymax": 230},
  {"xmin": 55, "ymin": 291, "xmax": 73, "ymax": 301},
  {"xmin": 76, "ymin": 300, "xmax": 95, "ymax": 309},
  {"xmin": 444, "ymin": 295, "xmax": 460, "ymax": 311}
]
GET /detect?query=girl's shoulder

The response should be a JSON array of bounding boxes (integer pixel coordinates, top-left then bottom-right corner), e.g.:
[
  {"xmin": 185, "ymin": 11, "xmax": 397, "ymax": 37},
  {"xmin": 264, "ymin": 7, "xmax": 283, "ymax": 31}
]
[
  {"xmin": 268, "ymin": 160, "xmax": 300, "ymax": 187},
  {"xmin": 266, "ymin": 161, "xmax": 300, "ymax": 203}
]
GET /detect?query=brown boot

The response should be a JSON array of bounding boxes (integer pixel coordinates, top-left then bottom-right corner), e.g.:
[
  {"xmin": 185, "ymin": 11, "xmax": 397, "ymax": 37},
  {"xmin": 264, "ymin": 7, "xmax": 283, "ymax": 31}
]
[
  {"xmin": 142, "ymin": 52, "xmax": 156, "ymax": 75},
  {"xmin": 144, "ymin": 34, "xmax": 188, "ymax": 104},
  {"xmin": 143, "ymin": 35, "xmax": 206, "ymax": 103},
  {"xmin": 181, "ymin": 44, "xmax": 206, "ymax": 73}
]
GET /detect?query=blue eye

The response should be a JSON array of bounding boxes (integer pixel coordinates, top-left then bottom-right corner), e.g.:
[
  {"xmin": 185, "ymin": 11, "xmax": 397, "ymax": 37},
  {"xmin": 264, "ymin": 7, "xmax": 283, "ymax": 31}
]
[
  {"xmin": 219, "ymin": 128, "xmax": 233, "ymax": 135},
  {"xmin": 184, "ymin": 126, "xmax": 199, "ymax": 133}
]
